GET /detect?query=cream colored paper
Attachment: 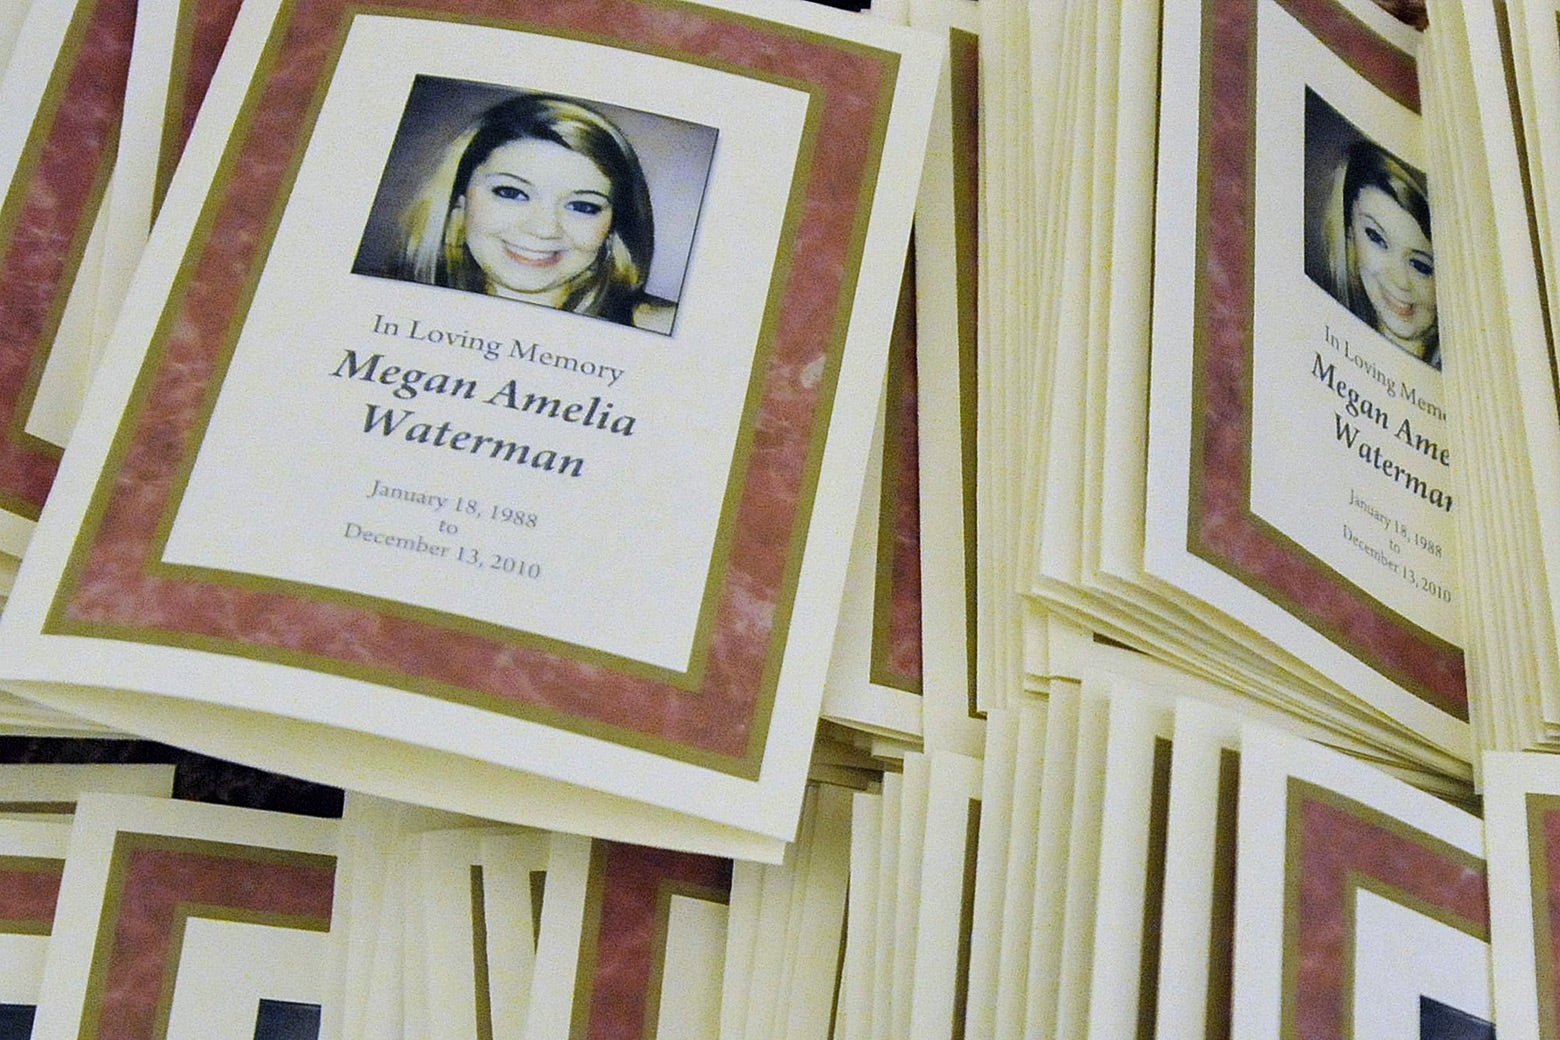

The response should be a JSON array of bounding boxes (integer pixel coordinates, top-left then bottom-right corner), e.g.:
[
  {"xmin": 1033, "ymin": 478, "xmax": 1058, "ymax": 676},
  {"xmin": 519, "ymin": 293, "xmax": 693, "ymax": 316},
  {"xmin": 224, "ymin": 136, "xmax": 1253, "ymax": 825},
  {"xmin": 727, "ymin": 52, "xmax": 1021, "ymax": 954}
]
[
  {"xmin": 0, "ymin": 0, "xmax": 943, "ymax": 848},
  {"xmin": 29, "ymin": 793, "xmax": 338, "ymax": 1040},
  {"xmin": 1230, "ymin": 725, "xmax": 1488, "ymax": 1039},
  {"xmin": 1482, "ymin": 751, "xmax": 1560, "ymax": 1040},
  {"xmin": 0, "ymin": 818, "xmax": 69, "ymax": 1009}
]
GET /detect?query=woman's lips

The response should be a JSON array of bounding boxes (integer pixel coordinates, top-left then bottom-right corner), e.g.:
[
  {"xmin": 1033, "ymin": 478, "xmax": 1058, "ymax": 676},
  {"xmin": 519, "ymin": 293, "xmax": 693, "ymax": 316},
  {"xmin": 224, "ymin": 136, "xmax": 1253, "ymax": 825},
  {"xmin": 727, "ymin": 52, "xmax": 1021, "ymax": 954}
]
[
  {"xmin": 1369, "ymin": 276, "xmax": 1417, "ymax": 321},
  {"xmin": 1382, "ymin": 294, "xmax": 1415, "ymax": 320},
  {"xmin": 503, "ymin": 243, "xmax": 560, "ymax": 267}
]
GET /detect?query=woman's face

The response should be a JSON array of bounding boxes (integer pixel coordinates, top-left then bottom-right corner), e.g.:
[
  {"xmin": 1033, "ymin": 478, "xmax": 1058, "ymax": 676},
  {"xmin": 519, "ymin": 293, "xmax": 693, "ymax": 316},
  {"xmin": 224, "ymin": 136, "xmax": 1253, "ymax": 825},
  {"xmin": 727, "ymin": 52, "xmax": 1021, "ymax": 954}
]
[
  {"xmin": 1350, "ymin": 185, "xmax": 1436, "ymax": 353},
  {"xmin": 459, "ymin": 137, "xmax": 614, "ymax": 304}
]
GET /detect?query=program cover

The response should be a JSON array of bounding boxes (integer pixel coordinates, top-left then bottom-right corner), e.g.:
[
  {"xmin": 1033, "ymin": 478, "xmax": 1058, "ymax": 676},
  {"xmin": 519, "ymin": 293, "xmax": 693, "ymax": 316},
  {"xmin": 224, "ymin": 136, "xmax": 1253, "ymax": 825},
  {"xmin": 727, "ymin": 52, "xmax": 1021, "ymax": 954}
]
[
  {"xmin": 1229, "ymin": 725, "xmax": 1490, "ymax": 1039},
  {"xmin": 28, "ymin": 794, "xmax": 338, "ymax": 1040},
  {"xmin": 1146, "ymin": 0, "xmax": 1466, "ymax": 758},
  {"xmin": 0, "ymin": 0, "xmax": 941, "ymax": 850}
]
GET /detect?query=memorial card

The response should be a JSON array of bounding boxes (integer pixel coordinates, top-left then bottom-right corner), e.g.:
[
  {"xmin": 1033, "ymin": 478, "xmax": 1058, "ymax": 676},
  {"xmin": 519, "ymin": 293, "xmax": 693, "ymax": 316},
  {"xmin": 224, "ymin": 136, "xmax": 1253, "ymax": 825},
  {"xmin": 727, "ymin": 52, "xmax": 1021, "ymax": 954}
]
[
  {"xmin": 1230, "ymin": 726, "xmax": 1490, "ymax": 1039},
  {"xmin": 28, "ymin": 794, "xmax": 338, "ymax": 1040},
  {"xmin": 1147, "ymin": 0, "xmax": 1466, "ymax": 757},
  {"xmin": 0, "ymin": 0, "xmax": 941, "ymax": 849},
  {"xmin": 1483, "ymin": 751, "xmax": 1560, "ymax": 1040}
]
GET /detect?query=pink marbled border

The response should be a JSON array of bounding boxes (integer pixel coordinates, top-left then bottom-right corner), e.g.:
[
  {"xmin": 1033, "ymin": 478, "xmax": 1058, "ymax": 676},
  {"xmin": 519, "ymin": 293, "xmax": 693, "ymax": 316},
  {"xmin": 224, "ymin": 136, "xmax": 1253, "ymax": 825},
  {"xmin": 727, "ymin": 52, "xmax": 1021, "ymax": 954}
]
[
  {"xmin": 572, "ymin": 840, "xmax": 731, "ymax": 1040},
  {"xmin": 50, "ymin": 0, "xmax": 900, "ymax": 774},
  {"xmin": 0, "ymin": 0, "xmax": 136, "ymax": 518},
  {"xmin": 0, "ymin": 857, "xmax": 64, "ymax": 932},
  {"xmin": 81, "ymin": 834, "xmax": 334, "ymax": 1040},
  {"xmin": 1281, "ymin": 778, "xmax": 1487, "ymax": 1037}
]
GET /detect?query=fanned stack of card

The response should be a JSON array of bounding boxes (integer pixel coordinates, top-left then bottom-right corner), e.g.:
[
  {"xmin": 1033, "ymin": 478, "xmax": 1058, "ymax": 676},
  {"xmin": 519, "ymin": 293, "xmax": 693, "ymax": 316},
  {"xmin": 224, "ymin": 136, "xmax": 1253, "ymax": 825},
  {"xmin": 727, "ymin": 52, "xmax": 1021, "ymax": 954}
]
[
  {"xmin": 719, "ymin": 782, "xmax": 852, "ymax": 1040},
  {"xmin": 1017, "ymin": 0, "xmax": 1139, "ymax": 707},
  {"xmin": 967, "ymin": 0, "xmax": 1054, "ymax": 717},
  {"xmin": 818, "ymin": 0, "xmax": 985, "ymax": 764},
  {"xmin": 339, "ymin": 801, "xmax": 740, "ymax": 1040},
  {"xmin": 826, "ymin": 638, "xmax": 1493, "ymax": 1039},
  {"xmin": 1414, "ymin": 0, "xmax": 1560, "ymax": 758},
  {"xmin": 0, "ymin": 0, "xmax": 243, "ymax": 736},
  {"xmin": 0, "ymin": 0, "xmax": 942, "ymax": 860},
  {"xmin": 839, "ymin": 745, "xmax": 980, "ymax": 1040},
  {"xmin": 1017, "ymin": 0, "xmax": 1164, "ymax": 698},
  {"xmin": 1017, "ymin": 0, "xmax": 1471, "ymax": 782},
  {"xmin": 3, "ymin": 758, "xmax": 863, "ymax": 1040},
  {"xmin": 335, "ymin": 781, "xmax": 857, "ymax": 1040}
]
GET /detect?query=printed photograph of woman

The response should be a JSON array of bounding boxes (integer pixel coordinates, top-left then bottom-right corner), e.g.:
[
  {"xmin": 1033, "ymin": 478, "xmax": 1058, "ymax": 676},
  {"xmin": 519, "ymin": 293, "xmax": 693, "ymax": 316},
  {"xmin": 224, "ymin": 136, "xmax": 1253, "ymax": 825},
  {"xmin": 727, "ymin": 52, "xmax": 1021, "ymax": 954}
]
[
  {"xmin": 1304, "ymin": 88, "xmax": 1439, "ymax": 369},
  {"xmin": 354, "ymin": 78, "xmax": 717, "ymax": 335}
]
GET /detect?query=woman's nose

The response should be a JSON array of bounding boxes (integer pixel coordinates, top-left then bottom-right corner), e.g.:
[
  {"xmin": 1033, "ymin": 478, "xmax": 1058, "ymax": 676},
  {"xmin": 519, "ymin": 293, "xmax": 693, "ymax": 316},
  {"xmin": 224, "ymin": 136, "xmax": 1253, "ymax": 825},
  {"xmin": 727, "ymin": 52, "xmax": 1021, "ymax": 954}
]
[
  {"xmin": 1385, "ymin": 253, "xmax": 1412, "ymax": 290},
  {"xmin": 517, "ymin": 202, "xmax": 562, "ymax": 237}
]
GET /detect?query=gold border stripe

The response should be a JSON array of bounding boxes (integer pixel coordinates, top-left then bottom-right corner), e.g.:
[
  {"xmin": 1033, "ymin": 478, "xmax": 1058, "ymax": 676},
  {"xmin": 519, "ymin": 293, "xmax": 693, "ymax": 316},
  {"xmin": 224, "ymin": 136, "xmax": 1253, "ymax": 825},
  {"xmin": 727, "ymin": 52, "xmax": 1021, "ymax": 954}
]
[
  {"xmin": 471, "ymin": 864, "xmax": 494, "ymax": 1040},
  {"xmin": 1135, "ymin": 738, "xmax": 1174, "ymax": 1040},
  {"xmin": 1529, "ymin": 792, "xmax": 1560, "ymax": 1040},
  {"xmin": 1204, "ymin": 747, "xmax": 1240, "ymax": 1040},
  {"xmin": 947, "ymin": 25, "xmax": 981, "ymax": 720}
]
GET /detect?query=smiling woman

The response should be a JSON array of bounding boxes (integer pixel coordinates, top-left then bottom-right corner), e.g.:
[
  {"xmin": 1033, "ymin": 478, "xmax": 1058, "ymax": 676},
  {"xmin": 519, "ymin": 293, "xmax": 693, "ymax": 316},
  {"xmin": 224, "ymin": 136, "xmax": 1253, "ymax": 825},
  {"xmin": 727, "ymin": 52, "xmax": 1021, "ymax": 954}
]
[
  {"xmin": 1322, "ymin": 139, "xmax": 1439, "ymax": 370},
  {"xmin": 380, "ymin": 91, "xmax": 678, "ymax": 333},
  {"xmin": 461, "ymin": 138, "xmax": 615, "ymax": 304}
]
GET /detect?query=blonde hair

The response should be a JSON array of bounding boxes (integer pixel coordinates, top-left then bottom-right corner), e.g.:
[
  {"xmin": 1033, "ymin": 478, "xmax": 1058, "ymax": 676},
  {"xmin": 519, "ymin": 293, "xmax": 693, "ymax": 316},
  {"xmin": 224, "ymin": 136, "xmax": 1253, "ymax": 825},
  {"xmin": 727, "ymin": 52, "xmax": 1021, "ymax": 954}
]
[{"xmin": 397, "ymin": 94, "xmax": 655, "ymax": 323}]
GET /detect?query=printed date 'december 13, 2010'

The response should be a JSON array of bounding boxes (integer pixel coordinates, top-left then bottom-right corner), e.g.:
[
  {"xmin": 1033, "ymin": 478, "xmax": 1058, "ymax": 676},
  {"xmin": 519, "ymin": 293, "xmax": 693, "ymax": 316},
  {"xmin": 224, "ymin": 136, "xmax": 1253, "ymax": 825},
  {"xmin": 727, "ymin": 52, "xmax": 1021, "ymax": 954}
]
[{"xmin": 341, "ymin": 519, "xmax": 543, "ymax": 580}]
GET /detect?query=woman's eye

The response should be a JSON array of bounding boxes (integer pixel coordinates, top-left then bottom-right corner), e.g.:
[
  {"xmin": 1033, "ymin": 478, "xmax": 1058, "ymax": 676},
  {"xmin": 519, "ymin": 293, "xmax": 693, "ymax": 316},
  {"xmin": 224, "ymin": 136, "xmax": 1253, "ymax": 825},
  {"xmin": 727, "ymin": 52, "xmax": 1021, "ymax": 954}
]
[
  {"xmin": 1363, "ymin": 226, "xmax": 1386, "ymax": 248},
  {"xmin": 491, "ymin": 185, "xmax": 526, "ymax": 201},
  {"xmin": 567, "ymin": 200, "xmax": 604, "ymax": 216},
  {"xmin": 1410, "ymin": 256, "xmax": 1434, "ymax": 277}
]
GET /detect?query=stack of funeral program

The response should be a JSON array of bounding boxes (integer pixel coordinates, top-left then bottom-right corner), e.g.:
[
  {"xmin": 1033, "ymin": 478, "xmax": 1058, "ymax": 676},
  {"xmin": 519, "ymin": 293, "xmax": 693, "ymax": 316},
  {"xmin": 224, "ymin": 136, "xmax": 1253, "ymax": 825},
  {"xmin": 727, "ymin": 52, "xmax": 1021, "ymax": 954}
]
[
  {"xmin": 0, "ymin": 0, "xmax": 948, "ymax": 862},
  {"xmin": 0, "ymin": 759, "xmax": 873, "ymax": 1040},
  {"xmin": 883, "ymin": 663, "xmax": 1500, "ymax": 1040},
  {"xmin": 19, "ymin": 674, "xmax": 1560, "ymax": 1040},
  {"xmin": 9, "ymin": 0, "xmax": 1560, "ymax": 1036},
  {"xmin": 1417, "ymin": 0, "xmax": 1560, "ymax": 759},
  {"xmin": 998, "ymin": 0, "xmax": 1473, "ymax": 785}
]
